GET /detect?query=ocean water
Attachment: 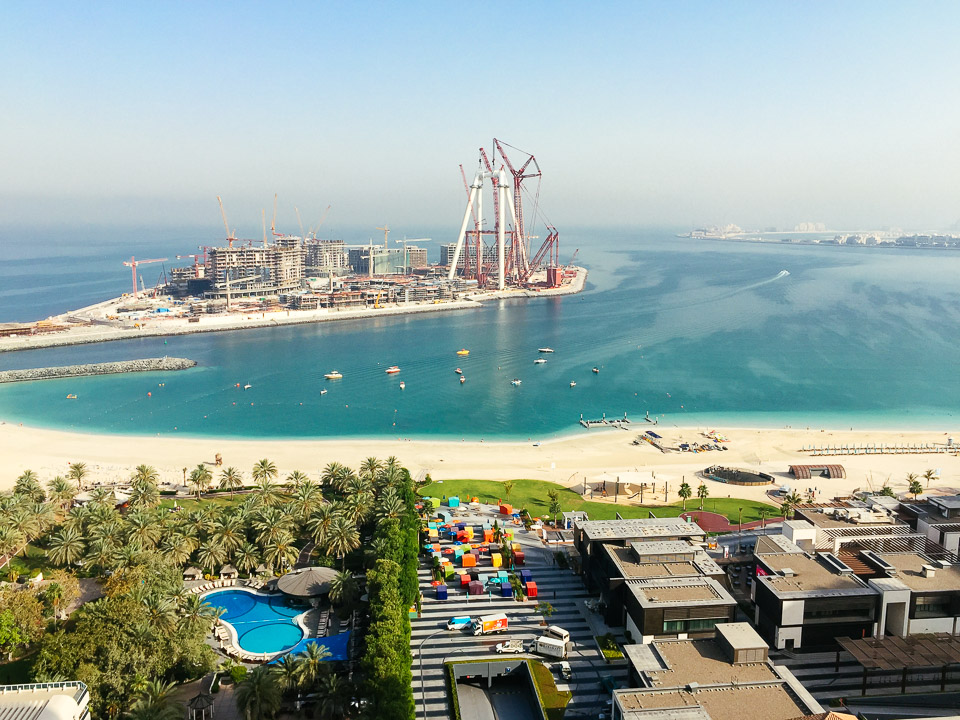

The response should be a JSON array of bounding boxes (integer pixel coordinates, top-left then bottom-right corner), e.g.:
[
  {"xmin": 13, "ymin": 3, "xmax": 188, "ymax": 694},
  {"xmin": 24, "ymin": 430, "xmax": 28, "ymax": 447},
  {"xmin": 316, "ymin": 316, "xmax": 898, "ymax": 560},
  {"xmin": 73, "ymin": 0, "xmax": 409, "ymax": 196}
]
[{"xmin": 2, "ymin": 226, "xmax": 960, "ymax": 438}]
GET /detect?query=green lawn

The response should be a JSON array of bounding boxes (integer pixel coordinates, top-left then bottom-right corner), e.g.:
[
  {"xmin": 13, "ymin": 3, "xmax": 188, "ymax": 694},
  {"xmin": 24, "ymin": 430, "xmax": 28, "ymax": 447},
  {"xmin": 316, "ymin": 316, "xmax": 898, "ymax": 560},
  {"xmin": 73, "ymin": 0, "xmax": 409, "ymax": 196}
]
[
  {"xmin": 528, "ymin": 660, "xmax": 571, "ymax": 720},
  {"xmin": 158, "ymin": 494, "xmax": 249, "ymax": 511},
  {"xmin": 419, "ymin": 478, "xmax": 778, "ymax": 524},
  {"xmin": 0, "ymin": 654, "xmax": 34, "ymax": 684},
  {"xmin": 0, "ymin": 544, "xmax": 52, "ymax": 581}
]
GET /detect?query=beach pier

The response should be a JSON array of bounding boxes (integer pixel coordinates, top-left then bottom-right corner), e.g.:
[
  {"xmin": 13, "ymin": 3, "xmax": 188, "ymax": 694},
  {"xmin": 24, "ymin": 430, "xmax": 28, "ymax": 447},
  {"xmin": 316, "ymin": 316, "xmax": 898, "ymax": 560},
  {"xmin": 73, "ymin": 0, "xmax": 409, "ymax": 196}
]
[{"xmin": 580, "ymin": 412, "xmax": 631, "ymax": 429}]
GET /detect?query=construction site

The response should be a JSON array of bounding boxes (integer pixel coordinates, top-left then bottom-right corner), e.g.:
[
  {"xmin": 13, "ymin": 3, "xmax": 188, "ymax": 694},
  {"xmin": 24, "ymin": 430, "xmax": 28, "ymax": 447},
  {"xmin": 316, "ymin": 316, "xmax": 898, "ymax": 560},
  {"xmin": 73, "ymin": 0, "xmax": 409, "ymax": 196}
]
[{"xmin": 0, "ymin": 141, "xmax": 585, "ymax": 349}]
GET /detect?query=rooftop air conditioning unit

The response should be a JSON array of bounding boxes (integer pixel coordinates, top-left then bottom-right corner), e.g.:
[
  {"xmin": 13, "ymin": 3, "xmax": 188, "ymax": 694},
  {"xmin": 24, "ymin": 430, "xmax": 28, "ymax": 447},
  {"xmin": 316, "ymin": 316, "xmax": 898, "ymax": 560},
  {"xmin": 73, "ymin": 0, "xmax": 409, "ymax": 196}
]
[{"xmin": 781, "ymin": 568, "xmax": 796, "ymax": 577}]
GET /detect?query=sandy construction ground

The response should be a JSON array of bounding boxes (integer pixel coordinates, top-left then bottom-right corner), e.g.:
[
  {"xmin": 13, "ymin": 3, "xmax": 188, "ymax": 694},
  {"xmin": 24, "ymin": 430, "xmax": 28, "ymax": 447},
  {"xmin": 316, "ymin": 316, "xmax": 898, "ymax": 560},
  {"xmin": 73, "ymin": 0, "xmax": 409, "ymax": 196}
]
[{"xmin": 2, "ymin": 422, "xmax": 959, "ymax": 506}]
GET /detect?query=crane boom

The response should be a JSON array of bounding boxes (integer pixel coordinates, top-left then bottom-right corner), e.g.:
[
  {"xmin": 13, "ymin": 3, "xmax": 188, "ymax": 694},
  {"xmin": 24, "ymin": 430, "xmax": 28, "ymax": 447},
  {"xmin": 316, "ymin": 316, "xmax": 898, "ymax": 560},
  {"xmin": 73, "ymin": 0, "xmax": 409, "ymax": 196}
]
[{"xmin": 216, "ymin": 196, "xmax": 235, "ymax": 248}]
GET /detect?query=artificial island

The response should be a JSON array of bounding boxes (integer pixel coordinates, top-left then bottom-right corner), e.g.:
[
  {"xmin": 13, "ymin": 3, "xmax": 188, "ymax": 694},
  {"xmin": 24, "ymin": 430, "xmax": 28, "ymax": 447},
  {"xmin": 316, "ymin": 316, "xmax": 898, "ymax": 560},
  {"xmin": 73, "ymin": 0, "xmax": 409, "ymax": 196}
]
[{"xmin": 0, "ymin": 139, "xmax": 585, "ymax": 353}]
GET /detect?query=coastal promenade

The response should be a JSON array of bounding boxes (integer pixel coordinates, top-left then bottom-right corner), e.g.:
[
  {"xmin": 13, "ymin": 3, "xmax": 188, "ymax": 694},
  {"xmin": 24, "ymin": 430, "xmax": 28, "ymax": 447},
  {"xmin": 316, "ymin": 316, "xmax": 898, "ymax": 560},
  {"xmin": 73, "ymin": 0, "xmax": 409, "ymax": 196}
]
[{"xmin": 0, "ymin": 267, "xmax": 587, "ymax": 354}]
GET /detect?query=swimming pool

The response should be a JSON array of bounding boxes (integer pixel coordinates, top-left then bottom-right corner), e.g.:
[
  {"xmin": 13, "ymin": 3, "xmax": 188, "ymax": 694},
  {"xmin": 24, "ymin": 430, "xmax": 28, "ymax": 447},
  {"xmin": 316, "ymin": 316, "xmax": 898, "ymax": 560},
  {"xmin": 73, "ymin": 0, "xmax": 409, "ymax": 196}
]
[{"xmin": 206, "ymin": 589, "xmax": 305, "ymax": 654}]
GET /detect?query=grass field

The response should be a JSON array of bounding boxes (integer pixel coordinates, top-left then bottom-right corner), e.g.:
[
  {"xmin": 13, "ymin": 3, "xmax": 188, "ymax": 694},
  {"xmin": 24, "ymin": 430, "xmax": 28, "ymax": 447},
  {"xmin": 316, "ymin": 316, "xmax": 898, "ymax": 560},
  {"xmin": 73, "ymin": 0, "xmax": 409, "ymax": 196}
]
[
  {"xmin": 529, "ymin": 660, "xmax": 571, "ymax": 720},
  {"xmin": 158, "ymin": 494, "xmax": 248, "ymax": 511},
  {"xmin": 419, "ymin": 478, "xmax": 778, "ymax": 524}
]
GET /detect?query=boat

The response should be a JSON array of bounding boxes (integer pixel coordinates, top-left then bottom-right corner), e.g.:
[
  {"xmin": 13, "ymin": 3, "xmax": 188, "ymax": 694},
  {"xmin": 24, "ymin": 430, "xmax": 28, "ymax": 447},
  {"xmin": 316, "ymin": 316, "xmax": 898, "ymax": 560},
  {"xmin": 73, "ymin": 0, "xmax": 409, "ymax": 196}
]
[
  {"xmin": 243, "ymin": 384, "xmax": 252, "ymax": 390},
  {"xmin": 592, "ymin": 367, "xmax": 599, "ymax": 374},
  {"xmin": 534, "ymin": 358, "xmax": 546, "ymax": 364},
  {"xmin": 569, "ymin": 382, "xmax": 576, "ymax": 388},
  {"xmin": 538, "ymin": 348, "xmax": 554, "ymax": 353},
  {"xmin": 511, "ymin": 378, "xmax": 522, "ymax": 386},
  {"xmin": 454, "ymin": 368, "xmax": 463, "ymax": 375},
  {"xmin": 459, "ymin": 376, "xmax": 465, "ymax": 384},
  {"xmin": 324, "ymin": 371, "xmax": 343, "ymax": 380},
  {"xmin": 385, "ymin": 366, "xmax": 401, "ymax": 374},
  {"xmin": 66, "ymin": 394, "xmax": 77, "ymax": 399},
  {"xmin": 320, "ymin": 389, "xmax": 328, "ymax": 395},
  {"xmin": 399, "ymin": 381, "xmax": 405, "ymax": 390},
  {"xmin": 456, "ymin": 349, "xmax": 470, "ymax": 356}
]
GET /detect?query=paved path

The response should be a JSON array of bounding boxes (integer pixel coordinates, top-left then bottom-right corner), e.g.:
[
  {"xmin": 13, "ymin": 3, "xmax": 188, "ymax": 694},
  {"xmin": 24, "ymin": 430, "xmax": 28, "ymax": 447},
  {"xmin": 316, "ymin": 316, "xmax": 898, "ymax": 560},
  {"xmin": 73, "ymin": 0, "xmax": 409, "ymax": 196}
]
[{"xmin": 678, "ymin": 510, "xmax": 783, "ymax": 532}]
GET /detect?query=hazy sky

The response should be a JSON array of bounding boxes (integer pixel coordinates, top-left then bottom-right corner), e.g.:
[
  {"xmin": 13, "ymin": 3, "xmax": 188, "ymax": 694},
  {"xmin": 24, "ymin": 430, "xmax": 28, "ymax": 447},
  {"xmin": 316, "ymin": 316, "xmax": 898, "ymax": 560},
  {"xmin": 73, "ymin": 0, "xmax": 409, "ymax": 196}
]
[{"xmin": 3, "ymin": 2, "xmax": 960, "ymax": 233}]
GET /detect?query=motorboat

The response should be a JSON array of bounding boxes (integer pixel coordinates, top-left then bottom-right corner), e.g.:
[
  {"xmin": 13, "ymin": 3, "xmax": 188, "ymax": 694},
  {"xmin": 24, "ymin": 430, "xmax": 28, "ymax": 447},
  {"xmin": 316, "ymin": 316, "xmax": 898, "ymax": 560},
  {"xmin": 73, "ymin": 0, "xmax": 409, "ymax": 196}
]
[
  {"xmin": 511, "ymin": 378, "xmax": 522, "ymax": 386},
  {"xmin": 320, "ymin": 389, "xmax": 328, "ymax": 395},
  {"xmin": 592, "ymin": 367, "xmax": 599, "ymax": 374},
  {"xmin": 456, "ymin": 349, "xmax": 470, "ymax": 356},
  {"xmin": 569, "ymin": 382, "xmax": 576, "ymax": 388},
  {"xmin": 399, "ymin": 381, "xmax": 405, "ymax": 390},
  {"xmin": 243, "ymin": 384, "xmax": 252, "ymax": 389},
  {"xmin": 385, "ymin": 366, "xmax": 401, "ymax": 374},
  {"xmin": 534, "ymin": 358, "xmax": 546, "ymax": 364},
  {"xmin": 324, "ymin": 371, "xmax": 343, "ymax": 380},
  {"xmin": 459, "ymin": 376, "xmax": 465, "ymax": 384},
  {"xmin": 454, "ymin": 368, "xmax": 463, "ymax": 375},
  {"xmin": 538, "ymin": 348, "xmax": 554, "ymax": 353},
  {"xmin": 66, "ymin": 394, "xmax": 77, "ymax": 399}
]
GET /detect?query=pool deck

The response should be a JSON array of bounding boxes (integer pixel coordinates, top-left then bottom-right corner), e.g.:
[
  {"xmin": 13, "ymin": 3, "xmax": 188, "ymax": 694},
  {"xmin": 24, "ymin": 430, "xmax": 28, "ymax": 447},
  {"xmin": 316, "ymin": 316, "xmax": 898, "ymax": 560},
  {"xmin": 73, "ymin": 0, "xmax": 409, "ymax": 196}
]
[{"xmin": 190, "ymin": 578, "xmax": 314, "ymax": 664}]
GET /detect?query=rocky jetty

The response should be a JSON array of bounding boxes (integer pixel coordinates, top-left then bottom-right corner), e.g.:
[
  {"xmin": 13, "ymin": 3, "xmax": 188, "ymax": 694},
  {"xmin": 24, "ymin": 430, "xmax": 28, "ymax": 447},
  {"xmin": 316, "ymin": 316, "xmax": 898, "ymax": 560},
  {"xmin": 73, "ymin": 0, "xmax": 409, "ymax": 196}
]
[{"xmin": 0, "ymin": 357, "xmax": 196, "ymax": 383}]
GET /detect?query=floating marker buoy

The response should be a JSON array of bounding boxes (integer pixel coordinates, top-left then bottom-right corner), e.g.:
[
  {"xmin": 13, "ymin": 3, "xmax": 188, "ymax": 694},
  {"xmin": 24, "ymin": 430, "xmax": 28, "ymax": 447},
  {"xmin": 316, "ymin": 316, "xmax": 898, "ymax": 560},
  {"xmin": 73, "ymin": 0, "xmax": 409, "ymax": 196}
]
[
  {"xmin": 147, "ymin": 392, "xmax": 152, "ymax": 397},
  {"xmin": 232, "ymin": 402, "xmax": 236, "ymax": 405},
  {"xmin": 236, "ymin": 383, "xmax": 240, "ymax": 387}
]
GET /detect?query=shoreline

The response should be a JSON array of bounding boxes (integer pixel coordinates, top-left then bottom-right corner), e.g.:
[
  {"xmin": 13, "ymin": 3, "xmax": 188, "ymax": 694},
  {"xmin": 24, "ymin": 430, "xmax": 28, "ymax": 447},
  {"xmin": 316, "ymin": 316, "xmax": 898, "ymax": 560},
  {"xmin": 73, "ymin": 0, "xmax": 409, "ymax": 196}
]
[
  {"xmin": 0, "ymin": 266, "xmax": 587, "ymax": 354},
  {"xmin": 3, "ymin": 421, "xmax": 958, "ymax": 507}
]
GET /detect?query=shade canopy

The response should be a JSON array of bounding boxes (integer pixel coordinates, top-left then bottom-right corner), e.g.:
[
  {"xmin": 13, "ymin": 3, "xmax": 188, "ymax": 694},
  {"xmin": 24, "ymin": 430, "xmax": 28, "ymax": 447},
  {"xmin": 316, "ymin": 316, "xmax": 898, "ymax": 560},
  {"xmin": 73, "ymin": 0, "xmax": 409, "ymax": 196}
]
[{"xmin": 276, "ymin": 566, "xmax": 339, "ymax": 598}]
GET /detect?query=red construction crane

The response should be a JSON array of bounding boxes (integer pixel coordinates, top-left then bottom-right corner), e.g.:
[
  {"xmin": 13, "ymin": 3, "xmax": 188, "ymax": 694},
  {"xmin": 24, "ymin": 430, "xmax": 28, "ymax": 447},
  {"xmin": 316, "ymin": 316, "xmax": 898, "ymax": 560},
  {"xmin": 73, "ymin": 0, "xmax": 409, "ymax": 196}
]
[
  {"xmin": 122, "ymin": 257, "xmax": 167, "ymax": 298},
  {"xmin": 493, "ymin": 139, "xmax": 541, "ymax": 281}
]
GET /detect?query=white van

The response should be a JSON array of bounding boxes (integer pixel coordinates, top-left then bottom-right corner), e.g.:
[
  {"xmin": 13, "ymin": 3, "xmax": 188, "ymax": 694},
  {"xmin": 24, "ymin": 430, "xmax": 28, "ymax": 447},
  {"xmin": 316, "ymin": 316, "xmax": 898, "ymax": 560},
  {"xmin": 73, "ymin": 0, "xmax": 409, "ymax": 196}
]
[{"xmin": 545, "ymin": 626, "xmax": 570, "ymax": 643}]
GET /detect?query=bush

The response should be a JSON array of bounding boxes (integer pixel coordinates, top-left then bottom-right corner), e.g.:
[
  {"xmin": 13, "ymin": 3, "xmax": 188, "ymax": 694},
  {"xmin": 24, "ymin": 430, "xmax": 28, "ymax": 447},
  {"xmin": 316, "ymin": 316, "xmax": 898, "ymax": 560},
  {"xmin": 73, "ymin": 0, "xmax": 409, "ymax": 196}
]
[
  {"xmin": 596, "ymin": 633, "xmax": 624, "ymax": 660},
  {"xmin": 553, "ymin": 551, "xmax": 568, "ymax": 569}
]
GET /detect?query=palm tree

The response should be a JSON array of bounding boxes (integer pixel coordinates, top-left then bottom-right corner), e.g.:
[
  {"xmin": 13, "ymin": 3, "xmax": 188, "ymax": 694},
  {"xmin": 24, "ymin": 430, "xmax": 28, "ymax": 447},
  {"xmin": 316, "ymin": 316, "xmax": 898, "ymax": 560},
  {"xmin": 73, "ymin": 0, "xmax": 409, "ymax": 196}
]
[
  {"xmin": 47, "ymin": 476, "xmax": 76, "ymax": 512},
  {"xmin": 295, "ymin": 643, "xmax": 331, "ymax": 693},
  {"xmin": 66, "ymin": 462, "xmax": 88, "ymax": 491},
  {"xmin": 343, "ymin": 474, "xmax": 373, "ymax": 498},
  {"xmin": 275, "ymin": 654, "xmax": 301, "ymax": 696},
  {"xmin": 328, "ymin": 571, "xmax": 359, "ymax": 606},
  {"xmin": 923, "ymin": 468, "xmax": 937, "ymax": 489},
  {"xmin": 180, "ymin": 594, "xmax": 219, "ymax": 632},
  {"xmin": 126, "ymin": 678, "xmax": 183, "ymax": 720},
  {"xmin": 320, "ymin": 462, "xmax": 346, "ymax": 489},
  {"xmin": 284, "ymin": 470, "xmax": 309, "ymax": 490},
  {"xmin": 339, "ymin": 492, "xmax": 373, "ymax": 527},
  {"xmin": 0, "ymin": 526, "xmax": 25, "ymax": 561},
  {"xmin": 263, "ymin": 538, "xmax": 298, "ymax": 573},
  {"xmin": 142, "ymin": 594, "xmax": 177, "ymax": 634},
  {"xmin": 307, "ymin": 504, "xmax": 337, "ymax": 548},
  {"xmin": 128, "ymin": 480, "xmax": 160, "ymax": 509},
  {"xmin": 314, "ymin": 674, "xmax": 352, "ymax": 720},
  {"xmin": 219, "ymin": 466, "xmax": 245, "ymax": 497},
  {"xmin": 234, "ymin": 542, "xmax": 260, "ymax": 575},
  {"xmin": 678, "ymin": 482, "xmax": 692, "ymax": 510},
  {"xmin": 254, "ymin": 507, "xmax": 294, "ymax": 547},
  {"xmin": 290, "ymin": 482, "xmax": 322, "ymax": 524},
  {"xmin": 47, "ymin": 527, "xmax": 86, "ymax": 566},
  {"xmin": 235, "ymin": 665, "xmax": 282, "ymax": 720},
  {"xmin": 14, "ymin": 470, "xmax": 45, "ymax": 502},
  {"xmin": 212, "ymin": 515, "xmax": 247, "ymax": 553},
  {"xmin": 132, "ymin": 464, "xmax": 160, "ymax": 485},
  {"xmin": 160, "ymin": 533, "xmax": 195, "ymax": 566},
  {"xmin": 197, "ymin": 539, "xmax": 228, "ymax": 574},
  {"xmin": 85, "ymin": 539, "xmax": 119, "ymax": 574},
  {"xmin": 125, "ymin": 509, "xmax": 162, "ymax": 550},
  {"xmin": 252, "ymin": 458, "xmax": 278, "ymax": 485},
  {"xmin": 909, "ymin": 478, "xmax": 924, "ymax": 499},
  {"xmin": 697, "ymin": 482, "xmax": 709, "ymax": 510},
  {"xmin": 359, "ymin": 456, "xmax": 383, "ymax": 481},
  {"xmin": 252, "ymin": 476, "xmax": 283, "ymax": 509},
  {"xmin": 502, "ymin": 480, "xmax": 515, "ymax": 503},
  {"xmin": 324, "ymin": 516, "xmax": 360, "ymax": 569},
  {"xmin": 188, "ymin": 464, "xmax": 213, "ymax": 500},
  {"xmin": 374, "ymin": 490, "xmax": 404, "ymax": 523}
]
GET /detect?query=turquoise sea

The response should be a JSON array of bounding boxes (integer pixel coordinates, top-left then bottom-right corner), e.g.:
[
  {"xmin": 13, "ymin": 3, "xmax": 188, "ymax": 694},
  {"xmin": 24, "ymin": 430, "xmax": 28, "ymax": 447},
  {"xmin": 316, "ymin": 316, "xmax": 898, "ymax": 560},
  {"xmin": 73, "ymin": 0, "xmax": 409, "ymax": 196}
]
[{"xmin": 1, "ymin": 226, "xmax": 959, "ymax": 439}]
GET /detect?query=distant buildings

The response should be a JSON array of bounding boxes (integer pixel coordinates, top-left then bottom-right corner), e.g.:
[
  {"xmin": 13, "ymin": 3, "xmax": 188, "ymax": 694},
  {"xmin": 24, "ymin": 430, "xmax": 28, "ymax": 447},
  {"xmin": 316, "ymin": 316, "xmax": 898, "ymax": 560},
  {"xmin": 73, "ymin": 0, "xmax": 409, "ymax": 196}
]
[{"xmin": 205, "ymin": 243, "xmax": 304, "ymax": 299}]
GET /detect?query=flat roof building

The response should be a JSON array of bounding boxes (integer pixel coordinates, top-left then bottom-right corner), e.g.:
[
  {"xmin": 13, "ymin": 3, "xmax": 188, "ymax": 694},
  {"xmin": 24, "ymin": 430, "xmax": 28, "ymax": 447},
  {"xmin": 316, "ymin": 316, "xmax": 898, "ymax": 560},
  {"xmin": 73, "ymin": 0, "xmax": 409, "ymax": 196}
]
[{"xmin": 0, "ymin": 682, "xmax": 90, "ymax": 720}]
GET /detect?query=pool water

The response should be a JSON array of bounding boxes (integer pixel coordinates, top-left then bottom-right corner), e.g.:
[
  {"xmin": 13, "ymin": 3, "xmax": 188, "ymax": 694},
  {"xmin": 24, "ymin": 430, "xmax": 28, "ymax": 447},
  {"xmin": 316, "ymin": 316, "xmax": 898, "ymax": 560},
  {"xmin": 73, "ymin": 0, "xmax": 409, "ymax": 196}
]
[{"xmin": 207, "ymin": 590, "xmax": 305, "ymax": 654}]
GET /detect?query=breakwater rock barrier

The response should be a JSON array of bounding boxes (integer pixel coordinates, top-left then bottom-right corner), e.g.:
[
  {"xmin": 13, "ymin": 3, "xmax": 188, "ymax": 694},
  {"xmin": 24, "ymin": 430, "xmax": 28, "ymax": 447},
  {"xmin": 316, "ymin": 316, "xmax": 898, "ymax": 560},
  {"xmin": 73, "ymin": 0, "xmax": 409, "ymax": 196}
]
[{"xmin": 0, "ymin": 357, "xmax": 197, "ymax": 383}]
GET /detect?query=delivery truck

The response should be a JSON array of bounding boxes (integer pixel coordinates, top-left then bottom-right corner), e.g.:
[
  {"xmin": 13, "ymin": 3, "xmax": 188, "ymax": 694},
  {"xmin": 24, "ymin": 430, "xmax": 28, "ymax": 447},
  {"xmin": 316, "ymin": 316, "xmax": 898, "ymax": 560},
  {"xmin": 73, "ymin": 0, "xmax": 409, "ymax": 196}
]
[
  {"xmin": 472, "ymin": 613, "xmax": 509, "ymax": 636},
  {"xmin": 535, "ymin": 635, "xmax": 568, "ymax": 659}
]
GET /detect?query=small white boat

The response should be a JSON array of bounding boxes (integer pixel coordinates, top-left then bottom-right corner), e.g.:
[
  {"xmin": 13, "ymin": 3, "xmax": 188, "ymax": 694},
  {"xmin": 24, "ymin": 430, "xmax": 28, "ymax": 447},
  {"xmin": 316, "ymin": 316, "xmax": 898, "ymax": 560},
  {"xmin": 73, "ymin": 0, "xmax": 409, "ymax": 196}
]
[
  {"xmin": 459, "ymin": 376, "xmax": 465, "ymax": 384},
  {"xmin": 324, "ymin": 371, "xmax": 343, "ymax": 380},
  {"xmin": 399, "ymin": 381, "xmax": 405, "ymax": 390},
  {"xmin": 320, "ymin": 389, "xmax": 328, "ymax": 395},
  {"xmin": 592, "ymin": 367, "xmax": 599, "ymax": 374},
  {"xmin": 569, "ymin": 381, "xmax": 576, "ymax": 387},
  {"xmin": 534, "ymin": 358, "xmax": 546, "ymax": 364},
  {"xmin": 538, "ymin": 348, "xmax": 554, "ymax": 353},
  {"xmin": 511, "ymin": 378, "xmax": 522, "ymax": 386},
  {"xmin": 243, "ymin": 384, "xmax": 252, "ymax": 390},
  {"xmin": 454, "ymin": 368, "xmax": 463, "ymax": 375}
]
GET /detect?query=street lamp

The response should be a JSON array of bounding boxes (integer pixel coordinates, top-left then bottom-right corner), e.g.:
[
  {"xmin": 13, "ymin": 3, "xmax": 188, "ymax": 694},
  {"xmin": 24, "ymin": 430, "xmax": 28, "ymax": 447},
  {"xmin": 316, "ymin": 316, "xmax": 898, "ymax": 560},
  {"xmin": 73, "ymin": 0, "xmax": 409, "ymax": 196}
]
[{"xmin": 737, "ymin": 507, "xmax": 743, "ymax": 554}]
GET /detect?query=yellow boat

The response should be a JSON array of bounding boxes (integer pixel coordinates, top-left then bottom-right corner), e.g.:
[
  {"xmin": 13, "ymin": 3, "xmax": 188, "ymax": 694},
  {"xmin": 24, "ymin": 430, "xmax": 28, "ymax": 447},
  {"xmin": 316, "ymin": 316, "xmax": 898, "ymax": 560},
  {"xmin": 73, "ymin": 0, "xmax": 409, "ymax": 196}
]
[
  {"xmin": 456, "ymin": 349, "xmax": 470, "ymax": 356},
  {"xmin": 66, "ymin": 394, "xmax": 77, "ymax": 399}
]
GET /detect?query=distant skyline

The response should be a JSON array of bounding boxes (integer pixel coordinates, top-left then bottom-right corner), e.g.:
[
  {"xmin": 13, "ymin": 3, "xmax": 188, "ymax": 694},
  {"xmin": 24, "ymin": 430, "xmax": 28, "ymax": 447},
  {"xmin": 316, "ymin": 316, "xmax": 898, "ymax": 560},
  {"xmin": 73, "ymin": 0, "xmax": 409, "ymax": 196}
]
[{"xmin": 3, "ymin": 2, "xmax": 960, "ymax": 233}]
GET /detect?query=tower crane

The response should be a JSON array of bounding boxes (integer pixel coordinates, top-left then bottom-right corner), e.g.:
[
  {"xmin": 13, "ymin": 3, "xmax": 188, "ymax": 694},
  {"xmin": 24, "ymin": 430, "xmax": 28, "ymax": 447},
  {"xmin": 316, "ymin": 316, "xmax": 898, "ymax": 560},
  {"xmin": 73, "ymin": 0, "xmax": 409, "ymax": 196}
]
[
  {"xmin": 311, "ymin": 205, "xmax": 332, "ymax": 239},
  {"xmin": 122, "ymin": 257, "xmax": 167, "ymax": 298},
  {"xmin": 217, "ymin": 196, "xmax": 237, "ymax": 248},
  {"xmin": 376, "ymin": 225, "xmax": 390, "ymax": 250}
]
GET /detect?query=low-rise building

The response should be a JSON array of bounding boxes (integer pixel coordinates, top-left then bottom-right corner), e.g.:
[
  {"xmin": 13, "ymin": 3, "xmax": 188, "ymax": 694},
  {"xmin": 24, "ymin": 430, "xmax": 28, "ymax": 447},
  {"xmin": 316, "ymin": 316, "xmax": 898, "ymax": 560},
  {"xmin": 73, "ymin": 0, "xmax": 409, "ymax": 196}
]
[
  {"xmin": 0, "ymin": 682, "xmax": 90, "ymax": 720},
  {"xmin": 615, "ymin": 623, "xmax": 822, "ymax": 720}
]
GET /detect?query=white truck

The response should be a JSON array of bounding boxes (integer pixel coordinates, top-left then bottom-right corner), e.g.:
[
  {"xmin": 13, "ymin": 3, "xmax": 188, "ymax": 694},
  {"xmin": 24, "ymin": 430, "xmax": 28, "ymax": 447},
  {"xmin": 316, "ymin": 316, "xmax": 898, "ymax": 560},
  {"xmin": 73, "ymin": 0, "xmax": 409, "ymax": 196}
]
[
  {"xmin": 473, "ymin": 613, "xmax": 509, "ymax": 636},
  {"xmin": 535, "ymin": 635, "xmax": 568, "ymax": 659}
]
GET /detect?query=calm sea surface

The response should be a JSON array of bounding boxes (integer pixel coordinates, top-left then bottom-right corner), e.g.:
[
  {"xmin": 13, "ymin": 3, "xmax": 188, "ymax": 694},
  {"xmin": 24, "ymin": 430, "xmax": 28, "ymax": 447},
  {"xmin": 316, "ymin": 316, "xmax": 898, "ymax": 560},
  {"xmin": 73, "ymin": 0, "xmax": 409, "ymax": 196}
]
[{"xmin": 2, "ymin": 226, "xmax": 959, "ymax": 438}]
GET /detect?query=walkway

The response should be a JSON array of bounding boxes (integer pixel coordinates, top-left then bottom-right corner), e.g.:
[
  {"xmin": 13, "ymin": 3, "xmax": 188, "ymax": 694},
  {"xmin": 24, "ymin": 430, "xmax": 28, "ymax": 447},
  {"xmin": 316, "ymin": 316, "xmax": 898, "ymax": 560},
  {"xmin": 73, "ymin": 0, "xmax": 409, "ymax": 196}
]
[{"xmin": 678, "ymin": 510, "xmax": 783, "ymax": 532}]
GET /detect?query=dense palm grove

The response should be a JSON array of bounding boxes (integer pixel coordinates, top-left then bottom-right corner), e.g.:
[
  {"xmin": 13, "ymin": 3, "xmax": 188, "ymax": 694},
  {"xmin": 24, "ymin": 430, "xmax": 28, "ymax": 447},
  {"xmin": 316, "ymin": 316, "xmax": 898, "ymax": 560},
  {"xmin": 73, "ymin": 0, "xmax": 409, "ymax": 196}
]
[{"xmin": 0, "ymin": 456, "xmax": 421, "ymax": 719}]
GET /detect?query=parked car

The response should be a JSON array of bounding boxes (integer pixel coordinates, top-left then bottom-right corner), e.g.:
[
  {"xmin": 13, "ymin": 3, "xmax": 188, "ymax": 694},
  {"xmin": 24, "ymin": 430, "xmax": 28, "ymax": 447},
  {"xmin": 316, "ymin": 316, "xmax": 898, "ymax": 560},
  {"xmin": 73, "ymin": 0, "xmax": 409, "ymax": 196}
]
[
  {"xmin": 495, "ymin": 639, "xmax": 525, "ymax": 654},
  {"xmin": 556, "ymin": 661, "xmax": 572, "ymax": 680}
]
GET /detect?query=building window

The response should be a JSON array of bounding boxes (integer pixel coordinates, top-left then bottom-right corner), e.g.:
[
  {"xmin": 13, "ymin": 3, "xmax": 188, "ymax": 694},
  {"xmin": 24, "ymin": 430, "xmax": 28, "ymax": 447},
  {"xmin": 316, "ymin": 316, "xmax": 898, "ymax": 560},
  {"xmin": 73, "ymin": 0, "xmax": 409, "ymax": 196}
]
[
  {"xmin": 663, "ymin": 618, "xmax": 722, "ymax": 633},
  {"xmin": 913, "ymin": 599, "xmax": 950, "ymax": 619}
]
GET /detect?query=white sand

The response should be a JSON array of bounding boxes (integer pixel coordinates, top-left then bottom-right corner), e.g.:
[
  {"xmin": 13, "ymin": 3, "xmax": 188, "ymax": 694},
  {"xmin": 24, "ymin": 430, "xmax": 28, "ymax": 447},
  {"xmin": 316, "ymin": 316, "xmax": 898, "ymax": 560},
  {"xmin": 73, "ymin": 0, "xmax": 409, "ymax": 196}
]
[{"xmin": 2, "ymin": 422, "xmax": 958, "ymax": 506}]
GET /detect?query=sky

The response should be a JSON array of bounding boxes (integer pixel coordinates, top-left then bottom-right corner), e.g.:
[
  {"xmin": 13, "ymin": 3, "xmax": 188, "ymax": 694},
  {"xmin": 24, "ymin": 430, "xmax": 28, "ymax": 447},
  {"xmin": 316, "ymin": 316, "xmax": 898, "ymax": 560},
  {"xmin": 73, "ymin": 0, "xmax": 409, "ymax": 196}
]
[{"xmin": 2, "ymin": 1, "xmax": 960, "ymax": 234}]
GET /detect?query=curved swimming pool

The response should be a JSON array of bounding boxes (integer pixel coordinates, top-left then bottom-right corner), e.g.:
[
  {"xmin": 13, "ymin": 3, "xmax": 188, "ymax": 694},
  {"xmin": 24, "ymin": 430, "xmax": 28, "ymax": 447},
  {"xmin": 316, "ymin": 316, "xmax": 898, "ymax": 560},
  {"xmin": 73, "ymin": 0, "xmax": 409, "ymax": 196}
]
[{"xmin": 206, "ymin": 589, "xmax": 305, "ymax": 654}]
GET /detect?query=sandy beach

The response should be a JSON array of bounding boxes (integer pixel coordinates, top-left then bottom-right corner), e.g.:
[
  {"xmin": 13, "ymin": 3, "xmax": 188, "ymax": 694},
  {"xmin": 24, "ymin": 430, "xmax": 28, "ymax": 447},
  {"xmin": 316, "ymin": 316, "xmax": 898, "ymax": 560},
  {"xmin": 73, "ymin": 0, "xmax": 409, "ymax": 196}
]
[{"xmin": 2, "ymin": 421, "xmax": 958, "ymax": 506}]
